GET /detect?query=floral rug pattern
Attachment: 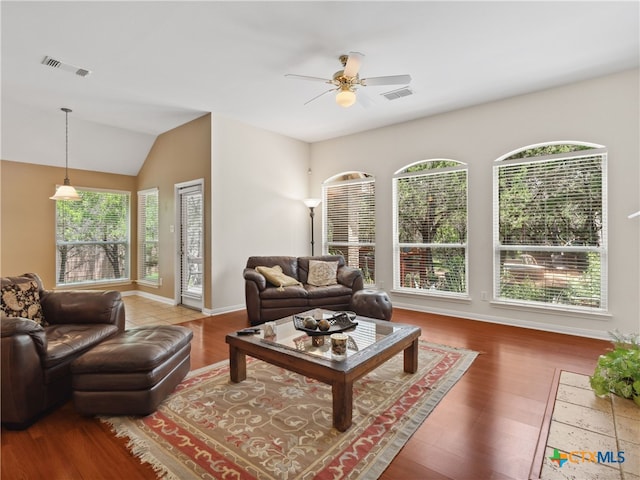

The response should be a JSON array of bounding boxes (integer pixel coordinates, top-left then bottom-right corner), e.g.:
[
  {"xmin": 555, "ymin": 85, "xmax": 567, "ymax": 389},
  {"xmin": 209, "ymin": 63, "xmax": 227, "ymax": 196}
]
[{"xmin": 102, "ymin": 340, "xmax": 477, "ymax": 479}]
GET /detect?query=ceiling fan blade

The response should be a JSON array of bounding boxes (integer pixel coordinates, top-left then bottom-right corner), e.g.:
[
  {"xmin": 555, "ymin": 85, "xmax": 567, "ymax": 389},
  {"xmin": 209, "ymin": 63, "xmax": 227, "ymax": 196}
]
[
  {"xmin": 285, "ymin": 74, "xmax": 332, "ymax": 83},
  {"xmin": 357, "ymin": 90, "xmax": 375, "ymax": 109},
  {"xmin": 361, "ymin": 74, "xmax": 412, "ymax": 86},
  {"xmin": 303, "ymin": 87, "xmax": 337, "ymax": 105},
  {"xmin": 343, "ymin": 52, "xmax": 364, "ymax": 78}
]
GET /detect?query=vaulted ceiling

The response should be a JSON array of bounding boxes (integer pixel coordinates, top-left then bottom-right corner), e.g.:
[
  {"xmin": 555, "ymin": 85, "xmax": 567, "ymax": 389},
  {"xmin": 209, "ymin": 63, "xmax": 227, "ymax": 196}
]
[{"xmin": 2, "ymin": 1, "xmax": 638, "ymax": 175}]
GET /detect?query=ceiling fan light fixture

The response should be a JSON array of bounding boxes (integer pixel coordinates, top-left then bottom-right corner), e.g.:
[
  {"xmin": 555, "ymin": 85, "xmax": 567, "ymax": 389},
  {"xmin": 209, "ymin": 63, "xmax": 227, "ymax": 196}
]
[{"xmin": 336, "ymin": 88, "xmax": 356, "ymax": 108}]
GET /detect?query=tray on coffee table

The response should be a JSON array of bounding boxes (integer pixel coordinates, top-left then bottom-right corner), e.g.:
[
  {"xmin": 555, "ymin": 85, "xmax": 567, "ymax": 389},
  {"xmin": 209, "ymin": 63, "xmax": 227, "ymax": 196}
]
[{"xmin": 292, "ymin": 311, "xmax": 358, "ymax": 336}]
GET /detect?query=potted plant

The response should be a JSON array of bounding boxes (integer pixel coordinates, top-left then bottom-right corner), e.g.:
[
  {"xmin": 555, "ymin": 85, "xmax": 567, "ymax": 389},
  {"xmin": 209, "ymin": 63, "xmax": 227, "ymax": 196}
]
[{"xmin": 590, "ymin": 330, "xmax": 640, "ymax": 407}]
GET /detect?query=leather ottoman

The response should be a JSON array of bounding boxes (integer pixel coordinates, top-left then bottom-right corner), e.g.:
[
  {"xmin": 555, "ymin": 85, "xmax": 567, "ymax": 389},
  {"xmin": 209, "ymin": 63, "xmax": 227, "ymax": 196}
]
[
  {"xmin": 71, "ymin": 325, "xmax": 193, "ymax": 416},
  {"xmin": 350, "ymin": 289, "xmax": 393, "ymax": 321}
]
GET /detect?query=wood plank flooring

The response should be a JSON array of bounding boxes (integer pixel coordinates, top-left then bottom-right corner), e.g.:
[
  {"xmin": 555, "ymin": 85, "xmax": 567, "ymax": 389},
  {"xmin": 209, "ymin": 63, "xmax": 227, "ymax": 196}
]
[{"xmin": 1, "ymin": 304, "xmax": 609, "ymax": 479}]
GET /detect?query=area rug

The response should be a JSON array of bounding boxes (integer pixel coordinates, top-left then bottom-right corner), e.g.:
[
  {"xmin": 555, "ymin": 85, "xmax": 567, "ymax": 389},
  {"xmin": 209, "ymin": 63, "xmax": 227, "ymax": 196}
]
[{"xmin": 101, "ymin": 340, "xmax": 477, "ymax": 479}]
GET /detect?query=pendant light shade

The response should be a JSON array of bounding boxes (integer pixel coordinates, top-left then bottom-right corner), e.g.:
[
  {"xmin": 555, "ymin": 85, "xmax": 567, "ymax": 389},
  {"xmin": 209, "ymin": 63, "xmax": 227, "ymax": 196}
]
[{"xmin": 50, "ymin": 107, "xmax": 81, "ymax": 201}]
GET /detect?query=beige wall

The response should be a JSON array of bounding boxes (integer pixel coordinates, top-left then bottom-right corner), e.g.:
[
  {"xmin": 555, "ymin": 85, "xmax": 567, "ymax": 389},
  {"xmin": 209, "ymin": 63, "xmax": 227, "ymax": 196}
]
[
  {"xmin": 210, "ymin": 116, "xmax": 310, "ymax": 313},
  {"xmin": 310, "ymin": 69, "xmax": 640, "ymax": 339},
  {"xmin": 0, "ymin": 161, "xmax": 137, "ymax": 290},
  {"xmin": 1, "ymin": 114, "xmax": 211, "ymax": 307},
  {"xmin": 136, "ymin": 114, "xmax": 212, "ymax": 307}
]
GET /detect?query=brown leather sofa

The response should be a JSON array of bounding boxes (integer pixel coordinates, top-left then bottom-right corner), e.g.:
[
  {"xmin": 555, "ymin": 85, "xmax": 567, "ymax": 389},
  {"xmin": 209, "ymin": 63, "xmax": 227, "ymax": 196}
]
[
  {"xmin": 1, "ymin": 273, "xmax": 125, "ymax": 429},
  {"xmin": 244, "ymin": 255, "xmax": 364, "ymax": 325}
]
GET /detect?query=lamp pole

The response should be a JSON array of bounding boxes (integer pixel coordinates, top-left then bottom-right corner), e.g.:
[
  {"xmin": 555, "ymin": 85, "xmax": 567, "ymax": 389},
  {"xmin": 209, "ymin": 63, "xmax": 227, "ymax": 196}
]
[
  {"xmin": 309, "ymin": 206, "xmax": 316, "ymax": 255},
  {"xmin": 303, "ymin": 198, "xmax": 322, "ymax": 256}
]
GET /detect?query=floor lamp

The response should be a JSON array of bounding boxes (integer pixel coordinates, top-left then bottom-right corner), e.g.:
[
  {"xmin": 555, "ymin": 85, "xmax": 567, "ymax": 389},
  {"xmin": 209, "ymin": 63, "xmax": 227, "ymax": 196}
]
[{"xmin": 303, "ymin": 198, "xmax": 322, "ymax": 255}]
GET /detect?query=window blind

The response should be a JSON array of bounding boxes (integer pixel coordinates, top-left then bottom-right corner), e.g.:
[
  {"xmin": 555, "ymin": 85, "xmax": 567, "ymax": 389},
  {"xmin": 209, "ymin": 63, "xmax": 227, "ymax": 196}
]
[
  {"xmin": 55, "ymin": 188, "xmax": 130, "ymax": 286},
  {"xmin": 494, "ymin": 147, "xmax": 607, "ymax": 311},
  {"xmin": 137, "ymin": 188, "xmax": 159, "ymax": 286},
  {"xmin": 323, "ymin": 176, "xmax": 375, "ymax": 285},
  {"xmin": 393, "ymin": 160, "xmax": 468, "ymax": 295}
]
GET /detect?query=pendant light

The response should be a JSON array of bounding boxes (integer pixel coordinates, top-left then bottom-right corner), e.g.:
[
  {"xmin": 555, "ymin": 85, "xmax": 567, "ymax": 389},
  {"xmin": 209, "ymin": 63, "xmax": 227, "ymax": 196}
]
[{"xmin": 50, "ymin": 107, "xmax": 81, "ymax": 201}]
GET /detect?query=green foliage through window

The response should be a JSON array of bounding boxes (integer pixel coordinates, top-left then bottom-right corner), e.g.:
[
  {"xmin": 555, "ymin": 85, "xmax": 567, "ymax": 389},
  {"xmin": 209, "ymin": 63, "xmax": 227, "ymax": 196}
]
[
  {"xmin": 55, "ymin": 189, "xmax": 130, "ymax": 285},
  {"xmin": 394, "ymin": 160, "xmax": 468, "ymax": 294},
  {"xmin": 323, "ymin": 173, "xmax": 375, "ymax": 285},
  {"xmin": 138, "ymin": 188, "xmax": 159, "ymax": 284},
  {"xmin": 495, "ymin": 143, "xmax": 606, "ymax": 310}
]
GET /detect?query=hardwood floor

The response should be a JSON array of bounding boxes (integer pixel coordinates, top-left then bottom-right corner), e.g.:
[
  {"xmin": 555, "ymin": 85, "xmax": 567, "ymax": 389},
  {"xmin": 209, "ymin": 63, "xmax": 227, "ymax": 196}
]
[{"xmin": 1, "ymin": 306, "xmax": 609, "ymax": 479}]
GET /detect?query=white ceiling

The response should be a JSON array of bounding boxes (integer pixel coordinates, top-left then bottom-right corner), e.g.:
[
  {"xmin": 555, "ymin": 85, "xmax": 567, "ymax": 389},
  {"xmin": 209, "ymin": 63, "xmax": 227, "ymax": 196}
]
[{"xmin": 2, "ymin": 1, "xmax": 638, "ymax": 176}]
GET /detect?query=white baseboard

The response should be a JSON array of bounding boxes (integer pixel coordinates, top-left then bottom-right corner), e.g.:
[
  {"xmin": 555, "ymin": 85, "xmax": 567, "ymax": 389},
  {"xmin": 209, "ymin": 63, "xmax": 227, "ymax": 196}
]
[
  {"xmin": 121, "ymin": 290, "xmax": 176, "ymax": 306},
  {"xmin": 122, "ymin": 291, "xmax": 245, "ymax": 318},
  {"xmin": 207, "ymin": 304, "xmax": 245, "ymax": 316},
  {"xmin": 393, "ymin": 300, "xmax": 611, "ymax": 341}
]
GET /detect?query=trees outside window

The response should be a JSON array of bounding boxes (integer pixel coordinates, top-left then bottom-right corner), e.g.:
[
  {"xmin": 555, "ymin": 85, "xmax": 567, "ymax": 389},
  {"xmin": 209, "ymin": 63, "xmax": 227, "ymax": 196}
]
[
  {"xmin": 55, "ymin": 188, "xmax": 130, "ymax": 286},
  {"xmin": 494, "ymin": 143, "xmax": 606, "ymax": 311},
  {"xmin": 137, "ymin": 188, "xmax": 159, "ymax": 285},
  {"xmin": 323, "ymin": 172, "xmax": 375, "ymax": 285},
  {"xmin": 393, "ymin": 160, "xmax": 468, "ymax": 295}
]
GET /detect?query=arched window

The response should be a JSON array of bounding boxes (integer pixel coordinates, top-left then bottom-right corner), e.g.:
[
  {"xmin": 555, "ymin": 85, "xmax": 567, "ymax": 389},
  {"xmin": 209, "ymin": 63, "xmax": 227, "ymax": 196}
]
[
  {"xmin": 493, "ymin": 142, "xmax": 607, "ymax": 312},
  {"xmin": 393, "ymin": 159, "xmax": 468, "ymax": 295},
  {"xmin": 322, "ymin": 172, "xmax": 375, "ymax": 285}
]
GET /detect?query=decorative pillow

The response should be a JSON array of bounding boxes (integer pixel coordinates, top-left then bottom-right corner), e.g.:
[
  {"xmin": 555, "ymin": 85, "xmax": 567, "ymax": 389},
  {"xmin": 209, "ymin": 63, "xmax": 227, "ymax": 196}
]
[
  {"xmin": 255, "ymin": 265, "xmax": 302, "ymax": 291},
  {"xmin": 307, "ymin": 260, "xmax": 339, "ymax": 287},
  {"xmin": 1, "ymin": 280, "xmax": 46, "ymax": 326}
]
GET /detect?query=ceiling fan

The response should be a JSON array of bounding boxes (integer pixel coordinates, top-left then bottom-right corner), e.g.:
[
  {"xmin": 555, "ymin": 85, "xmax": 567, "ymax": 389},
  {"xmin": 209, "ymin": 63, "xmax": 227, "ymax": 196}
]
[{"xmin": 285, "ymin": 52, "xmax": 412, "ymax": 108}]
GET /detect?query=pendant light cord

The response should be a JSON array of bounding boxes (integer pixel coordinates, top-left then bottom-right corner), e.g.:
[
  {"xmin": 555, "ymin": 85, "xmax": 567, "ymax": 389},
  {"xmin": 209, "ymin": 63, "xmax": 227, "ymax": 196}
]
[{"xmin": 62, "ymin": 107, "xmax": 72, "ymax": 184}]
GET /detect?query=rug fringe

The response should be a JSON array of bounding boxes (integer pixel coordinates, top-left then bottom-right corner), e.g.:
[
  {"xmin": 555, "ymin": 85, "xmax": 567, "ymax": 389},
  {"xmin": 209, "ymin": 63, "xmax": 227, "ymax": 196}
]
[{"xmin": 100, "ymin": 416, "xmax": 179, "ymax": 480}]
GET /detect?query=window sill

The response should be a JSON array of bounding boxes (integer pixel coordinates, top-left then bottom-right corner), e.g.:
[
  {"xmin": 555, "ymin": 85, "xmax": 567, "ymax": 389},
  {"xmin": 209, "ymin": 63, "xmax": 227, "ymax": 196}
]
[
  {"xmin": 55, "ymin": 280, "xmax": 133, "ymax": 290},
  {"xmin": 490, "ymin": 299, "xmax": 612, "ymax": 321},
  {"xmin": 135, "ymin": 280, "xmax": 161, "ymax": 288},
  {"xmin": 390, "ymin": 288, "xmax": 471, "ymax": 304}
]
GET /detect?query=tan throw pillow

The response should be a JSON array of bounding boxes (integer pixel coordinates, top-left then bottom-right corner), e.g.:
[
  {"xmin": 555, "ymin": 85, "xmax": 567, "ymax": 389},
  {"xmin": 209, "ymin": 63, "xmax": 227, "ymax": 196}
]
[
  {"xmin": 1, "ymin": 280, "xmax": 46, "ymax": 326},
  {"xmin": 255, "ymin": 265, "xmax": 302, "ymax": 291},
  {"xmin": 307, "ymin": 260, "xmax": 339, "ymax": 287}
]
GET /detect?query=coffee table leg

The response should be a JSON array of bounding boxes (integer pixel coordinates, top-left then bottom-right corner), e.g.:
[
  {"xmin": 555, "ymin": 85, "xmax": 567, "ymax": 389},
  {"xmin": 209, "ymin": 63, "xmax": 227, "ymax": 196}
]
[
  {"xmin": 332, "ymin": 380, "xmax": 353, "ymax": 432},
  {"xmin": 404, "ymin": 338, "xmax": 419, "ymax": 373},
  {"xmin": 229, "ymin": 345, "xmax": 247, "ymax": 382}
]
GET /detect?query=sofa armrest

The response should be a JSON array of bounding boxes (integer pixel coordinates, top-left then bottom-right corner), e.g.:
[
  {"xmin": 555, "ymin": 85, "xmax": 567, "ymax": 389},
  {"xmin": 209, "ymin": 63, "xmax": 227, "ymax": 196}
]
[
  {"xmin": 40, "ymin": 290, "xmax": 125, "ymax": 332},
  {"xmin": 337, "ymin": 266, "xmax": 364, "ymax": 291},
  {"xmin": 1, "ymin": 331, "xmax": 47, "ymax": 428},
  {"xmin": 243, "ymin": 268, "xmax": 267, "ymax": 291},
  {"xmin": 1, "ymin": 315, "xmax": 47, "ymax": 359}
]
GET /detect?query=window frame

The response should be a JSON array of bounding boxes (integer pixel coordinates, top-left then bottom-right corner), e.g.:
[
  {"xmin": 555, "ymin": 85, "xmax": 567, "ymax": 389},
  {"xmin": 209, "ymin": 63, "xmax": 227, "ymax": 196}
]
[
  {"xmin": 322, "ymin": 172, "xmax": 376, "ymax": 286},
  {"xmin": 392, "ymin": 159, "xmax": 469, "ymax": 298},
  {"xmin": 54, "ymin": 186, "xmax": 131, "ymax": 287},
  {"xmin": 493, "ymin": 142, "xmax": 608, "ymax": 313},
  {"xmin": 137, "ymin": 187, "xmax": 160, "ymax": 287}
]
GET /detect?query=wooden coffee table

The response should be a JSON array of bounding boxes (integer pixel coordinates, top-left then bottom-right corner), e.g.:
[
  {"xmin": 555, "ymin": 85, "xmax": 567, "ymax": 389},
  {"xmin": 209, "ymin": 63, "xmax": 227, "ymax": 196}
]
[{"xmin": 225, "ymin": 310, "xmax": 421, "ymax": 432}]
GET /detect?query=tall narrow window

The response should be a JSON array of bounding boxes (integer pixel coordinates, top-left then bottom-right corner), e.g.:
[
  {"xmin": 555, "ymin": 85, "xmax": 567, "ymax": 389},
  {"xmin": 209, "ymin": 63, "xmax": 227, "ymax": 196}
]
[
  {"xmin": 494, "ymin": 142, "xmax": 607, "ymax": 312},
  {"xmin": 55, "ymin": 188, "xmax": 130, "ymax": 286},
  {"xmin": 393, "ymin": 160, "xmax": 468, "ymax": 295},
  {"xmin": 137, "ymin": 187, "xmax": 159, "ymax": 286},
  {"xmin": 323, "ymin": 172, "xmax": 375, "ymax": 285}
]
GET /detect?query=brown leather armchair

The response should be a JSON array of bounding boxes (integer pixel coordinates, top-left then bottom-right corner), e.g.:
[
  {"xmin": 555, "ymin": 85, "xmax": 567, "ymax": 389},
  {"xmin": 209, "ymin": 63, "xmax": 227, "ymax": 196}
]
[
  {"xmin": 244, "ymin": 255, "xmax": 364, "ymax": 325},
  {"xmin": 1, "ymin": 273, "xmax": 125, "ymax": 429}
]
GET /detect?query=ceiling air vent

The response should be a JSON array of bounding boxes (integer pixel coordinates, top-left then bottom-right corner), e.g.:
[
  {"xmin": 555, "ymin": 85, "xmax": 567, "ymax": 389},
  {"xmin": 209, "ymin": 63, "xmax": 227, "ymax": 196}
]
[
  {"xmin": 381, "ymin": 87, "xmax": 413, "ymax": 101},
  {"xmin": 41, "ymin": 56, "xmax": 91, "ymax": 77}
]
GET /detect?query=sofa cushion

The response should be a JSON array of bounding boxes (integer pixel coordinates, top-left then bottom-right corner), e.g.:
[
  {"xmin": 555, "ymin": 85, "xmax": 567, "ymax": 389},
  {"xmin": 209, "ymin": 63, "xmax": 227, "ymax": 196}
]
[
  {"xmin": 307, "ymin": 260, "xmax": 339, "ymax": 287},
  {"xmin": 1, "ymin": 280, "xmax": 45, "ymax": 326},
  {"xmin": 256, "ymin": 265, "xmax": 302, "ymax": 290},
  {"xmin": 43, "ymin": 324, "xmax": 120, "ymax": 369},
  {"xmin": 298, "ymin": 256, "xmax": 345, "ymax": 284},
  {"xmin": 247, "ymin": 256, "xmax": 298, "ymax": 278},
  {"xmin": 305, "ymin": 283, "xmax": 353, "ymax": 299},
  {"xmin": 260, "ymin": 284, "xmax": 308, "ymax": 300}
]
